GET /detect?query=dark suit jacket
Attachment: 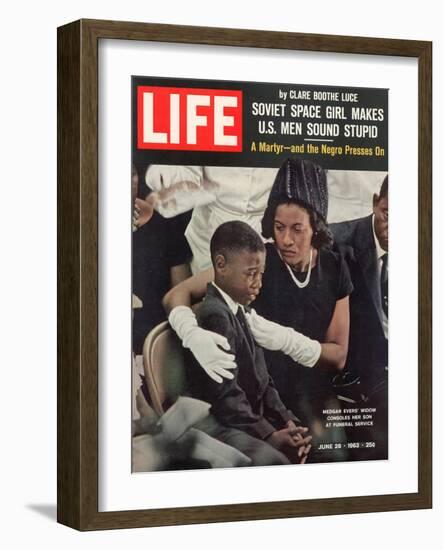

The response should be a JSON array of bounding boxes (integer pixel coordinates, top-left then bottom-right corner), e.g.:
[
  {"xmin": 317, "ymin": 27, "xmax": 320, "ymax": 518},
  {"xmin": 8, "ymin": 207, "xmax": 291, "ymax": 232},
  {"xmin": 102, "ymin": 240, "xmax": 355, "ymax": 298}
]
[
  {"xmin": 186, "ymin": 284, "xmax": 297, "ymax": 440},
  {"xmin": 330, "ymin": 215, "xmax": 388, "ymax": 389}
]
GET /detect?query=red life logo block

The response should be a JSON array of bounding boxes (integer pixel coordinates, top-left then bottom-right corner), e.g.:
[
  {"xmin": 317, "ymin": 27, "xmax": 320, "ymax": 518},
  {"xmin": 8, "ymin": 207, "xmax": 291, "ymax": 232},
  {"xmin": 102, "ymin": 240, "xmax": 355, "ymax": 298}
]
[{"xmin": 137, "ymin": 86, "xmax": 243, "ymax": 152}]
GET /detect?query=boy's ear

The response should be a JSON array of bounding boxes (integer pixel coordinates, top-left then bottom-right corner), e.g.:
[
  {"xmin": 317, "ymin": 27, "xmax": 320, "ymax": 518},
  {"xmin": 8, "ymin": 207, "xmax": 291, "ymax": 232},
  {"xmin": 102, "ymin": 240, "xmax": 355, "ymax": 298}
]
[
  {"xmin": 373, "ymin": 192, "xmax": 380, "ymax": 210},
  {"xmin": 214, "ymin": 253, "xmax": 227, "ymax": 272}
]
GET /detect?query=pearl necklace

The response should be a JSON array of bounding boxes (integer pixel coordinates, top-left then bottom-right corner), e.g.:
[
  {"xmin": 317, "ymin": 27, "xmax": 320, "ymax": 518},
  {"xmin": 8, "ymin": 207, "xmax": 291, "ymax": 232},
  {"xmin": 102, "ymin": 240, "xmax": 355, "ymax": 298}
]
[{"xmin": 278, "ymin": 247, "xmax": 313, "ymax": 289}]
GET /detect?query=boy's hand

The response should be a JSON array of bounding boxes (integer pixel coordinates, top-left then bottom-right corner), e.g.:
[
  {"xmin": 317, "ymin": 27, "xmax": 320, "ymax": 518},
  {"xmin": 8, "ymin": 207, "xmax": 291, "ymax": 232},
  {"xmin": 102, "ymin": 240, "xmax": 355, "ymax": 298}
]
[
  {"xmin": 286, "ymin": 420, "xmax": 312, "ymax": 464},
  {"xmin": 267, "ymin": 424, "xmax": 312, "ymax": 464}
]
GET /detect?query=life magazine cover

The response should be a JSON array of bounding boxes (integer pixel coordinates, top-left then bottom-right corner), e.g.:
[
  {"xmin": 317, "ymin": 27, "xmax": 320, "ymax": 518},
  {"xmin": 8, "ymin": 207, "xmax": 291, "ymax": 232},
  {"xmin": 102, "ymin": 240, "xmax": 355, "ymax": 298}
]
[{"xmin": 131, "ymin": 76, "xmax": 388, "ymax": 472}]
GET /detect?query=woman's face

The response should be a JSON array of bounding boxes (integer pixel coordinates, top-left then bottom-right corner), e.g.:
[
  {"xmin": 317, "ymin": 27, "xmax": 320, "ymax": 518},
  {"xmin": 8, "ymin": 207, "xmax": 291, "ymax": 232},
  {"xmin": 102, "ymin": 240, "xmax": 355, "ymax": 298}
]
[{"xmin": 273, "ymin": 203, "xmax": 313, "ymax": 270}]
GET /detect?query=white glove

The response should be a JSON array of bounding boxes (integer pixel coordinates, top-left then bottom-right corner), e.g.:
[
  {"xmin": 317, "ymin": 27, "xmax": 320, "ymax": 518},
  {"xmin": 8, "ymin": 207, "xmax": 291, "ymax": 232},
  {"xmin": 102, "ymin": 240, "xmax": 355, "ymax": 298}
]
[
  {"xmin": 246, "ymin": 309, "xmax": 321, "ymax": 368},
  {"xmin": 168, "ymin": 306, "xmax": 237, "ymax": 383}
]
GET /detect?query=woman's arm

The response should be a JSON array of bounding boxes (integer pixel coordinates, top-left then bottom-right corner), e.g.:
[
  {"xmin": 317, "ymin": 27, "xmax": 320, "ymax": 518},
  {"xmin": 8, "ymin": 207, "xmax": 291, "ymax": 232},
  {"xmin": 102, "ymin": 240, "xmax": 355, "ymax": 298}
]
[
  {"xmin": 247, "ymin": 296, "xmax": 349, "ymax": 373},
  {"xmin": 318, "ymin": 296, "xmax": 350, "ymax": 372},
  {"xmin": 170, "ymin": 263, "xmax": 192, "ymax": 288},
  {"xmin": 163, "ymin": 267, "xmax": 214, "ymax": 312},
  {"xmin": 163, "ymin": 266, "xmax": 237, "ymax": 383}
]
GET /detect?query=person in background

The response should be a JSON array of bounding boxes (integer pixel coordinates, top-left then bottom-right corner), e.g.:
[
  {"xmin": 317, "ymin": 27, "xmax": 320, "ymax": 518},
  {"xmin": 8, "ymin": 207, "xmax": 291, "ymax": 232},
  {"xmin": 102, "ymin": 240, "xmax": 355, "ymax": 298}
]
[
  {"xmin": 144, "ymin": 165, "xmax": 278, "ymax": 273},
  {"xmin": 132, "ymin": 163, "xmax": 193, "ymax": 354},
  {"xmin": 330, "ymin": 175, "xmax": 389, "ymax": 459}
]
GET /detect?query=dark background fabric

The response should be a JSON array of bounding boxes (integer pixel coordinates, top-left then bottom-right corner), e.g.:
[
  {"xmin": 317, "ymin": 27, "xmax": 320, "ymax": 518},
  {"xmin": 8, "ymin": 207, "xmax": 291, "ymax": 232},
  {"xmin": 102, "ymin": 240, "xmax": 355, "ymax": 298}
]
[
  {"xmin": 254, "ymin": 243, "xmax": 353, "ymax": 415},
  {"xmin": 132, "ymin": 211, "xmax": 192, "ymax": 354}
]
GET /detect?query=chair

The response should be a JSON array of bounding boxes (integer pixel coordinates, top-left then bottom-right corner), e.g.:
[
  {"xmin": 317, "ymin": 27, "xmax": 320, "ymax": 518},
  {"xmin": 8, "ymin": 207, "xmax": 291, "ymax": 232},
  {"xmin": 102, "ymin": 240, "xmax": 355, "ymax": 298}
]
[
  {"xmin": 142, "ymin": 321, "xmax": 187, "ymax": 415},
  {"xmin": 141, "ymin": 321, "xmax": 252, "ymax": 470}
]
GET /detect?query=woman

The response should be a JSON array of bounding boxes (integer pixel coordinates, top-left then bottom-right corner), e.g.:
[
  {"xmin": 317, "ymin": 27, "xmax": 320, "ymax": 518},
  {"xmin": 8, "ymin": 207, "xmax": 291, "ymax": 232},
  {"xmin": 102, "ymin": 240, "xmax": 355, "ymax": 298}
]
[
  {"xmin": 252, "ymin": 159, "xmax": 352, "ymax": 459},
  {"xmin": 164, "ymin": 158, "xmax": 353, "ymax": 462}
]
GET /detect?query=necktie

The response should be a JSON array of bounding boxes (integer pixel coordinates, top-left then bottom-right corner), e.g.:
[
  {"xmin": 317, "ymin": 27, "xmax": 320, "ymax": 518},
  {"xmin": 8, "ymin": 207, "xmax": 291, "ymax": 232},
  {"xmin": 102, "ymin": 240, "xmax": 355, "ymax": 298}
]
[
  {"xmin": 380, "ymin": 253, "xmax": 388, "ymax": 317},
  {"xmin": 236, "ymin": 307, "xmax": 254, "ymax": 349}
]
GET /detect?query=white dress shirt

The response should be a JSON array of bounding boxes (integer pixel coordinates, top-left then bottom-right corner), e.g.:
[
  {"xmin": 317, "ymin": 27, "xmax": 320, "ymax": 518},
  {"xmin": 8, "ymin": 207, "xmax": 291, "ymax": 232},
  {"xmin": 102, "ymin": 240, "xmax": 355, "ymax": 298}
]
[
  {"xmin": 146, "ymin": 165, "xmax": 277, "ymax": 273},
  {"xmin": 210, "ymin": 282, "xmax": 240, "ymax": 316}
]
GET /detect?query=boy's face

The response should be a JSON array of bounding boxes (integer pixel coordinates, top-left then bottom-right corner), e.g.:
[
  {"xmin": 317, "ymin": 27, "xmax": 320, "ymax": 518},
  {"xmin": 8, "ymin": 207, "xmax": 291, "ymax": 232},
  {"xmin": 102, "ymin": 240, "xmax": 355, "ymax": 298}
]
[{"xmin": 215, "ymin": 249, "xmax": 266, "ymax": 306}]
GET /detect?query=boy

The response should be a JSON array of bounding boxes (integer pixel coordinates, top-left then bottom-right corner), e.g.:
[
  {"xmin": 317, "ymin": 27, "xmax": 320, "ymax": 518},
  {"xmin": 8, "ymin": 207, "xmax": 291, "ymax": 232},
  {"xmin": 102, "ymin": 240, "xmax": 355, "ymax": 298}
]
[{"xmin": 186, "ymin": 221, "xmax": 312, "ymax": 466}]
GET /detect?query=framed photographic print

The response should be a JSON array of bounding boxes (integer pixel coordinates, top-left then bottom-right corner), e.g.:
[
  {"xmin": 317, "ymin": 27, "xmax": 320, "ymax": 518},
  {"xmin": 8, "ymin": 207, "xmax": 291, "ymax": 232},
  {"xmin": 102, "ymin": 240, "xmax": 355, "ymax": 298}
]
[{"xmin": 57, "ymin": 19, "xmax": 432, "ymax": 530}]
